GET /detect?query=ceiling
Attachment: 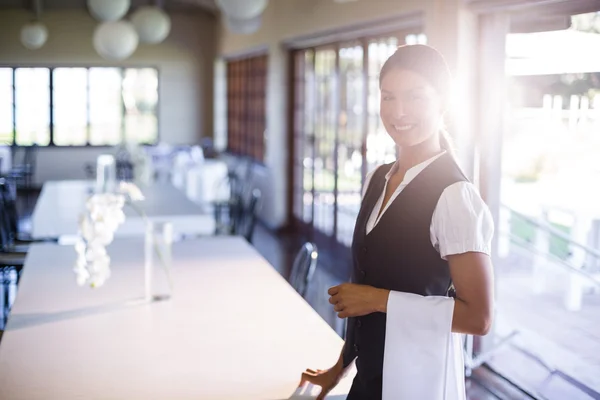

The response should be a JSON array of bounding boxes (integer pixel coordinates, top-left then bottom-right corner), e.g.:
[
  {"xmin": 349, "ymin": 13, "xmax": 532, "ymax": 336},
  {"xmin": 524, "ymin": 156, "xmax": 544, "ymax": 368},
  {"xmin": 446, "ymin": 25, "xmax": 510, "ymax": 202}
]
[{"xmin": 0, "ymin": 0, "xmax": 219, "ymax": 14}]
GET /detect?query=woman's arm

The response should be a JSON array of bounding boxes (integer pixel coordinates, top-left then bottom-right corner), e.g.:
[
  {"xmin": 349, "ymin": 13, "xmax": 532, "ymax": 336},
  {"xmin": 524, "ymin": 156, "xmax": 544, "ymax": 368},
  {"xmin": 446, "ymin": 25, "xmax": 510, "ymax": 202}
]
[
  {"xmin": 329, "ymin": 251, "xmax": 494, "ymax": 336},
  {"xmin": 370, "ymin": 251, "xmax": 494, "ymax": 335},
  {"xmin": 447, "ymin": 251, "xmax": 494, "ymax": 335}
]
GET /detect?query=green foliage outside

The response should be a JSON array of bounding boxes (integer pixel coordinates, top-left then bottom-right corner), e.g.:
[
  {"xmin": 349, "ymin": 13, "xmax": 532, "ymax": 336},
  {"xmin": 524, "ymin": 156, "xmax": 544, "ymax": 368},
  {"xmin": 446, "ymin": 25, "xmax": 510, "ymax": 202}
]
[{"xmin": 510, "ymin": 213, "xmax": 571, "ymax": 260}]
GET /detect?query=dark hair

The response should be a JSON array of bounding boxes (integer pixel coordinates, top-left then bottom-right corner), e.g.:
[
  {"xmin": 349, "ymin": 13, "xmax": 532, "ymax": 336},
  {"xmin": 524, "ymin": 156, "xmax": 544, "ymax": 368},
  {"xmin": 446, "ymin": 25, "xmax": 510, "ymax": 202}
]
[
  {"xmin": 379, "ymin": 44, "xmax": 454, "ymax": 152},
  {"xmin": 379, "ymin": 44, "xmax": 452, "ymax": 104}
]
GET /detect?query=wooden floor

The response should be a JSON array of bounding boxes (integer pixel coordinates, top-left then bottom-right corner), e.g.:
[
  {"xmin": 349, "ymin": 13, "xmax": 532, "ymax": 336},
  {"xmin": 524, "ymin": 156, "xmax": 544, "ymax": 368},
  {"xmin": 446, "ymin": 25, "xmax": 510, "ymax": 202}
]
[{"xmin": 1, "ymin": 187, "xmax": 538, "ymax": 400}]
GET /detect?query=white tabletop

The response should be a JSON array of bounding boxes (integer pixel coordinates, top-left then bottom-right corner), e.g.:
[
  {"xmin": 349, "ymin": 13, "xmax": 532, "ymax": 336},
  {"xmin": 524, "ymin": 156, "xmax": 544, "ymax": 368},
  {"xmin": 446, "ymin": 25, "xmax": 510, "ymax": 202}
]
[
  {"xmin": 31, "ymin": 180, "xmax": 215, "ymax": 239},
  {"xmin": 0, "ymin": 237, "xmax": 354, "ymax": 399}
]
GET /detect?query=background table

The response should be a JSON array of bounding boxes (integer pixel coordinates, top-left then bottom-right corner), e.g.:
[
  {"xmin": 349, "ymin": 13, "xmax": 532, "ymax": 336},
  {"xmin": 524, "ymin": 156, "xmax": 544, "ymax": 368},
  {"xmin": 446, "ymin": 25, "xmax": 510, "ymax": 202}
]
[
  {"xmin": 0, "ymin": 237, "xmax": 355, "ymax": 399},
  {"xmin": 31, "ymin": 180, "xmax": 215, "ymax": 240}
]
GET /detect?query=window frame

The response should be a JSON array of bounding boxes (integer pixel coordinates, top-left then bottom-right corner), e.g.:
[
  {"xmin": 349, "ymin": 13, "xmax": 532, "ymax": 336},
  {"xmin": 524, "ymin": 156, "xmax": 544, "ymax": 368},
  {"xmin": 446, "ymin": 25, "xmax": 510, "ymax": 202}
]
[{"xmin": 0, "ymin": 64, "xmax": 160, "ymax": 148}]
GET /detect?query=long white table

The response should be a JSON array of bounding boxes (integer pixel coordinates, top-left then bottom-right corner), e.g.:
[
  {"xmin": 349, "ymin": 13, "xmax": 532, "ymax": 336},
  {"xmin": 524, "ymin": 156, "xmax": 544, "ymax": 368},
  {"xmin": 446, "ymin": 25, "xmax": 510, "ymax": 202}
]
[
  {"xmin": 0, "ymin": 237, "xmax": 355, "ymax": 399},
  {"xmin": 31, "ymin": 180, "xmax": 215, "ymax": 240}
]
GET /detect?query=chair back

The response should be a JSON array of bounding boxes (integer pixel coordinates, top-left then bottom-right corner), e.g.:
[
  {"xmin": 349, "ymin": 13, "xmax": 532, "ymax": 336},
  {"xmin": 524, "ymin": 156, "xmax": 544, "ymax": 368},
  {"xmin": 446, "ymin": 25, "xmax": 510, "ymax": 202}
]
[
  {"xmin": 0, "ymin": 180, "xmax": 13, "ymax": 251},
  {"xmin": 0, "ymin": 179, "xmax": 17, "ymax": 243},
  {"xmin": 23, "ymin": 145, "xmax": 37, "ymax": 171},
  {"xmin": 235, "ymin": 188, "xmax": 261, "ymax": 243},
  {"xmin": 116, "ymin": 160, "xmax": 134, "ymax": 181},
  {"xmin": 289, "ymin": 242, "xmax": 318, "ymax": 298}
]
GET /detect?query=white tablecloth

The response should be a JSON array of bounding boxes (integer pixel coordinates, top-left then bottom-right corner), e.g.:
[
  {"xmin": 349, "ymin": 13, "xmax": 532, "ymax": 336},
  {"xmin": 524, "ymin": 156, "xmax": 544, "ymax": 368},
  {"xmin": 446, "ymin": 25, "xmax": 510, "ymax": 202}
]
[
  {"xmin": 31, "ymin": 180, "xmax": 215, "ymax": 240},
  {"xmin": 186, "ymin": 159, "xmax": 229, "ymax": 205}
]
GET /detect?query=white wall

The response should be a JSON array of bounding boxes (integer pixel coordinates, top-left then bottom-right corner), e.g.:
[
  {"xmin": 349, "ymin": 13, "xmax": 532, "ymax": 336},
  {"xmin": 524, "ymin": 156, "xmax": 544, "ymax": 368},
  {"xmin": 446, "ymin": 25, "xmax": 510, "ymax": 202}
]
[{"xmin": 0, "ymin": 8, "xmax": 217, "ymax": 183}]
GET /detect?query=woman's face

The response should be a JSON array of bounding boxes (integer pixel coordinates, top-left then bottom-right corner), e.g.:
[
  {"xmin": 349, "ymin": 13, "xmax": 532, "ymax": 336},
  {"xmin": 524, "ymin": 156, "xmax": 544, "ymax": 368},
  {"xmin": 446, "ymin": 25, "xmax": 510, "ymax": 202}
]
[{"xmin": 380, "ymin": 68, "xmax": 444, "ymax": 149}]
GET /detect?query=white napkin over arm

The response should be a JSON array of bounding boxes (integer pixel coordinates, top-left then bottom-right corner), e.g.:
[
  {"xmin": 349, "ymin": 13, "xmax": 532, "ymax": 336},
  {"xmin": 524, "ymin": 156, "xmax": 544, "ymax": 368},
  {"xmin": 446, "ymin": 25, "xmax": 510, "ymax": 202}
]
[{"xmin": 383, "ymin": 291, "xmax": 465, "ymax": 400}]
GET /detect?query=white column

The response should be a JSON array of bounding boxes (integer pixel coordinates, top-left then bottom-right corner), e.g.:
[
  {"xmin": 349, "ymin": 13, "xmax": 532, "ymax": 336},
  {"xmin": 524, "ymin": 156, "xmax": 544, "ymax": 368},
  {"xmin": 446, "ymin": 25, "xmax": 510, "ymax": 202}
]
[
  {"xmin": 427, "ymin": 0, "xmax": 508, "ymax": 358},
  {"xmin": 213, "ymin": 58, "xmax": 228, "ymax": 152},
  {"xmin": 476, "ymin": 11, "xmax": 511, "ymax": 356},
  {"xmin": 264, "ymin": 42, "xmax": 289, "ymax": 229},
  {"xmin": 425, "ymin": 0, "xmax": 479, "ymax": 181}
]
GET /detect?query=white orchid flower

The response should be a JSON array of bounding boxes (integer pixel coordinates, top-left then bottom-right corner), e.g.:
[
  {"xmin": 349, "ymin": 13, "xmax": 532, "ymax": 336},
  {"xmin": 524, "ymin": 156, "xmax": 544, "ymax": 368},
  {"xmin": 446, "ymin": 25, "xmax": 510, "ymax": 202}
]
[
  {"xmin": 74, "ymin": 238, "xmax": 86, "ymax": 257},
  {"xmin": 75, "ymin": 182, "xmax": 144, "ymax": 288},
  {"xmin": 75, "ymin": 268, "xmax": 90, "ymax": 286}
]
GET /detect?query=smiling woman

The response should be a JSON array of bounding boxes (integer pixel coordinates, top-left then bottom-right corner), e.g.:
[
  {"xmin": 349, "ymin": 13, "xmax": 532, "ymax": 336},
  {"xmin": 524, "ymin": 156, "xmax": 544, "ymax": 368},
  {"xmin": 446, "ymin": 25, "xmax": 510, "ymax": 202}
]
[{"xmin": 300, "ymin": 44, "xmax": 495, "ymax": 400}]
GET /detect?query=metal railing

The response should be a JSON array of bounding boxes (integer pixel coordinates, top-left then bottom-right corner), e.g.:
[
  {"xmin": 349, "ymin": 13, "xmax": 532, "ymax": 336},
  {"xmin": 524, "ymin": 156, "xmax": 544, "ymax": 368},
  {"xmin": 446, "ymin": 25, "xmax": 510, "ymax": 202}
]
[
  {"xmin": 482, "ymin": 204, "xmax": 600, "ymax": 399},
  {"xmin": 500, "ymin": 204, "xmax": 600, "ymax": 289},
  {"xmin": 504, "ymin": 205, "xmax": 600, "ymax": 261}
]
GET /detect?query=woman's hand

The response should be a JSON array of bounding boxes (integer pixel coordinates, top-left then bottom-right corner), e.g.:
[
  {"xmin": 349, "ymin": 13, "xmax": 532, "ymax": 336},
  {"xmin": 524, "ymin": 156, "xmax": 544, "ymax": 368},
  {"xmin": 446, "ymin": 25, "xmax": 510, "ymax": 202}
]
[
  {"xmin": 328, "ymin": 283, "xmax": 390, "ymax": 318},
  {"xmin": 298, "ymin": 363, "xmax": 344, "ymax": 400}
]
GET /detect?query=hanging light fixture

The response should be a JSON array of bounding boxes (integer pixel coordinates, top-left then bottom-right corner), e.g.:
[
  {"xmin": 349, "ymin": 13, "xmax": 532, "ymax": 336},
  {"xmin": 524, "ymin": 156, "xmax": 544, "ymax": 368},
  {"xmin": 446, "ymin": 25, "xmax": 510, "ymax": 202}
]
[
  {"xmin": 21, "ymin": 22, "xmax": 48, "ymax": 50},
  {"xmin": 131, "ymin": 2, "xmax": 171, "ymax": 44},
  {"xmin": 215, "ymin": 0, "xmax": 268, "ymax": 21},
  {"xmin": 225, "ymin": 14, "xmax": 262, "ymax": 35},
  {"xmin": 93, "ymin": 20, "xmax": 139, "ymax": 61},
  {"xmin": 87, "ymin": 0, "xmax": 131, "ymax": 22},
  {"xmin": 20, "ymin": 0, "xmax": 48, "ymax": 50}
]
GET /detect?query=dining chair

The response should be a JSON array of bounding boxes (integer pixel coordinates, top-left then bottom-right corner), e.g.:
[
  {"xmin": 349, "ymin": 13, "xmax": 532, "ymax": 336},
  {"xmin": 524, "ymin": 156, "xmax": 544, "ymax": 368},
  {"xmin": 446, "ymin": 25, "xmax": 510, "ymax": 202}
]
[
  {"xmin": 1, "ymin": 266, "xmax": 18, "ymax": 330},
  {"xmin": 9, "ymin": 144, "xmax": 37, "ymax": 190},
  {"xmin": 83, "ymin": 162, "xmax": 96, "ymax": 179},
  {"xmin": 289, "ymin": 242, "xmax": 318, "ymax": 298},
  {"xmin": 213, "ymin": 171, "xmax": 244, "ymax": 235},
  {"xmin": 0, "ymin": 187, "xmax": 26, "ymax": 304},
  {"xmin": 235, "ymin": 188, "xmax": 261, "ymax": 243},
  {"xmin": 116, "ymin": 160, "xmax": 134, "ymax": 181},
  {"xmin": 0, "ymin": 178, "xmax": 57, "ymax": 246}
]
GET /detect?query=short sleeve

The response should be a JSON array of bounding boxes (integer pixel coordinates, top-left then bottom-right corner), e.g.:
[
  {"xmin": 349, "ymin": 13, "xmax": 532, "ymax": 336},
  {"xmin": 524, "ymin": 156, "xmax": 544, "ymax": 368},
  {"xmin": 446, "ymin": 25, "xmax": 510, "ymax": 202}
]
[{"xmin": 430, "ymin": 181, "xmax": 494, "ymax": 260}]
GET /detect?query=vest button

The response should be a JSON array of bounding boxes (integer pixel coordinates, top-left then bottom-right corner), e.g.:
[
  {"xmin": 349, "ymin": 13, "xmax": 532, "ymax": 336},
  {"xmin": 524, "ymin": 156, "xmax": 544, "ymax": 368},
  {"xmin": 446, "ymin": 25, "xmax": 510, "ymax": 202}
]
[
  {"xmin": 354, "ymin": 344, "xmax": 359, "ymax": 352},
  {"xmin": 362, "ymin": 246, "xmax": 368, "ymax": 254},
  {"xmin": 360, "ymin": 270, "xmax": 366, "ymax": 278},
  {"xmin": 356, "ymin": 319, "xmax": 362, "ymax": 328}
]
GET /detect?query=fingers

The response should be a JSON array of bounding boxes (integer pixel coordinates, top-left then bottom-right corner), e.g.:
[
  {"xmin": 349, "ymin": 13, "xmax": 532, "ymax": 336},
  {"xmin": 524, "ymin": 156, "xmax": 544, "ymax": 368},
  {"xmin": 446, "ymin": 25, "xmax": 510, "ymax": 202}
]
[
  {"xmin": 328, "ymin": 294, "xmax": 341, "ymax": 305},
  {"xmin": 333, "ymin": 303, "xmax": 344, "ymax": 312},
  {"xmin": 327, "ymin": 286, "xmax": 339, "ymax": 296},
  {"xmin": 299, "ymin": 371, "xmax": 315, "ymax": 387},
  {"xmin": 298, "ymin": 372, "xmax": 307, "ymax": 387},
  {"xmin": 316, "ymin": 385, "xmax": 333, "ymax": 400}
]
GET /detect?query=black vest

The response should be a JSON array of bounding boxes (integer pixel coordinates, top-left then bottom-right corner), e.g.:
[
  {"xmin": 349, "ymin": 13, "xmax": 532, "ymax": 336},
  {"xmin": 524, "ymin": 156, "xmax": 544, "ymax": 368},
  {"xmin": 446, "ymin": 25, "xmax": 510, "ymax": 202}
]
[{"xmin": 342, "ymin": 153, "xmax": 467, "ymax": 378}]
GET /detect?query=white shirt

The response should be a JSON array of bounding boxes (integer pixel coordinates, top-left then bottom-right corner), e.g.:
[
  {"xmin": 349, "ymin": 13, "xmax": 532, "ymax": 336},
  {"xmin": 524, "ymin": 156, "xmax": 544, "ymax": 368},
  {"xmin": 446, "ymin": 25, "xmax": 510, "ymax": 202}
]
[{"xmin": 363, "ymin": 151, "xmax": 494, "ymax": 259}]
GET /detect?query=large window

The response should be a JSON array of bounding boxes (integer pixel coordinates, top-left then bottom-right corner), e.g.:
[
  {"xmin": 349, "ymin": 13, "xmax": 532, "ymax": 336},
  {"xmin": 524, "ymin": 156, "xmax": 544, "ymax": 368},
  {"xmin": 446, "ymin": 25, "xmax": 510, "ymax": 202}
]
[
  {"xmin": 16, "ymin": 68, "xmax": 50, "ymax": 146},
  {"xmin": 292, "ymin": 33, "xmax": 417, "ymax": 247},
  {"xmin": 0, "ymin": 67, "xmax": 158, "ymax": 146},
  {"xmin": 493, "ymin": 11, "xmax": 600, "ymax": 394},
  {"xmin": 0, "ymin": 68, "xmax": 13, "ymax": 145},
  {"xmin": 226, "ymin": 54, "xmax": 267, "ymax": 162}
]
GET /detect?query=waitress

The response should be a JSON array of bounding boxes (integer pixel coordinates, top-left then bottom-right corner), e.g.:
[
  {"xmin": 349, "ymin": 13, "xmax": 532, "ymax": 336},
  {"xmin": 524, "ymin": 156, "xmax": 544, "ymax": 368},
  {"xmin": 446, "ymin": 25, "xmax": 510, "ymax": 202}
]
[{"xmin": 299, "ymin": 44, "xmax": 495, "ymax": 399}]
